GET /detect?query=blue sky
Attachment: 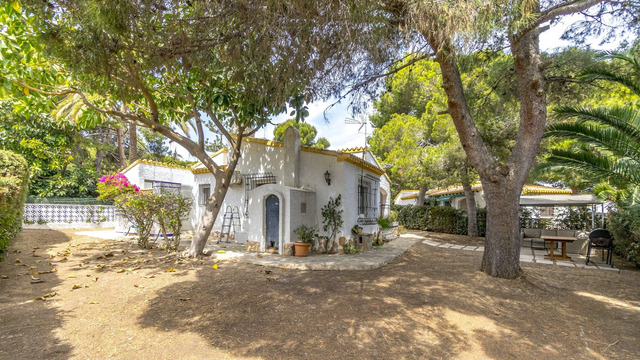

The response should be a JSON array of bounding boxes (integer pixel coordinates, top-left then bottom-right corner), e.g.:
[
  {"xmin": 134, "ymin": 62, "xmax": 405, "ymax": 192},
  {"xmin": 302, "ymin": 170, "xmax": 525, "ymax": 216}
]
[{"xmin": 172, "ymin": 14, "xmax": 631, "ymax": 161}]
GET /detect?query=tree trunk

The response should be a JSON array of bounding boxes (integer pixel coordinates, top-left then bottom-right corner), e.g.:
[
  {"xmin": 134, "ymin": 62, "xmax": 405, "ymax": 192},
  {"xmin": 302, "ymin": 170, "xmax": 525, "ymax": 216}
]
[
  {"xmin": 129, "ymin": 122, "xmax": 138, "ymax": 162},
  {"xmin": 481, "ymin": 182, "xmax": 522, "ymax": 278},
  {"xmin": 186, "ymin": 156, "xmax": 240, "ymax": 257},
  {"xmin": 117, "ymin": 127, "xmax": 126, "ymax": 168},
  {"xmin": 94, "ymin": 130, "xmax": 109, "ymax": 174},
  {"xmin": 424, "ymin": 24, "xmax": 547, "ymax": 278},
  {"xmin": 461, "ymin": 165, "xmax": 478, "ymax": 237},
  {"xmin": 417, "ymin": 184, "xmax": 426, "ymax": 206}
]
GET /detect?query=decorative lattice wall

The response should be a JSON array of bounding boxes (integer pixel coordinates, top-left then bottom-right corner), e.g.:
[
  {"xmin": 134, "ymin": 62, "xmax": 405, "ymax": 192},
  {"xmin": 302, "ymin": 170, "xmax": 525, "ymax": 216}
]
[{"xmin": 23, "ymin": 204, "xmax": 116, "ymax": 224}]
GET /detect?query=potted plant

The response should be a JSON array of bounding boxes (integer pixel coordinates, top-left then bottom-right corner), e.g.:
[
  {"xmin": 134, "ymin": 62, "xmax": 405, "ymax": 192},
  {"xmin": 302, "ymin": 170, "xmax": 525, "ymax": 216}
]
[{"xmin": 293, "ymin": 224, "xmax": 317, "ymax": 257}]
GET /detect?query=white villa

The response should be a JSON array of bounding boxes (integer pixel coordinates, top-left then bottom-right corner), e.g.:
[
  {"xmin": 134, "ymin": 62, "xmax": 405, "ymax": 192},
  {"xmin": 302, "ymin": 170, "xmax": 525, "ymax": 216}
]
[{"xmin": 121, "ymin": 128, "xmax": 391, "ymax": 254}]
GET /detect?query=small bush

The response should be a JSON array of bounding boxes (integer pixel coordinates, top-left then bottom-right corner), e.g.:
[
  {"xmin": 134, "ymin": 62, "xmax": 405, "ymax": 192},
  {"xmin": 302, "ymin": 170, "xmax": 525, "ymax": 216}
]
[
  {"xmin": 115, "ymin": 192, "xmax": 158, "ymax": 249},
  {"xmin": 608, "ymin": 205, "xmax": 640, "ymax": 266},
  {"xmin": 154, "ymin": 193, "xmax": 192, "ymax": 252},
  {"xmin": 0, "ymin": 151, "xmax": 29, "ymax": 260},
  {"xmin": 377, "ymin": 217, "xmax": 391, "ymax": 229},
  {"xmin": 293, "ymin": 224, "xmax": 318, "ymax": 244}
]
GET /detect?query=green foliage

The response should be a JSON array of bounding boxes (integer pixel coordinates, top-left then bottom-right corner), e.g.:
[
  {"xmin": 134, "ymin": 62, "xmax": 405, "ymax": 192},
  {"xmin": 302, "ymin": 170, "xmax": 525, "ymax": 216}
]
[
  {"xmin": 377, "ymin": 217, "xmax": 391, "ymax": 229},
  {"xmin": 115, "ymin": 191, "xmax": 191, "ymax": 251},
  {"xmin": 293, "ymin": 224, "xmax": 318, "ymax": 244},
  {"xmin": 115, "ymin": 192, "xmax": 157, "ymax": 249},
  {"xmin": 342, "ymin": 240, "xmax": 361, "ymax": 255},
  {"xmin": 0, "ymin": 150, "xmax": 29, "ymax": 260},
  {"xmin": 321, "ymin": 195, "xmax": 343, "ymax": 242},
  {"xmin": 154, "ymin": 193, "xmax": 193, "ymax": 252},
  {"xmin": 538, "ymin": 52, "xmax": 640, "ymax": 202},
  {"xmin": 608, "ymin": 205, "xmax": 640, "ymax": 266},
  {"xmin": 273, "ymin": 119, "xmax": 330, "ymax": 149},
  {"xmin": 396, "ymin": 205, "xmax": 486, "ymax": 236}
]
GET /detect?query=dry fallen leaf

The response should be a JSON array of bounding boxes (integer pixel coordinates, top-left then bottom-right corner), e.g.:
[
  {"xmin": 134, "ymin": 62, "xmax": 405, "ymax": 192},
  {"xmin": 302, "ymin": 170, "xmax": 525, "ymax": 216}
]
[
  {"xmin": 59, "ymin": 257, "xmax": 68, "ymax": 261},
  {"xmin": 15, "ymin": 259, "xmax": 22, "ymax": 263},
  {"xmin": 116, "ymin": 268, "xmax": 126, "ymax": 273},
  {"xmin": 32, "ymin": 254, "xmax": 41, "ymax": 257},
  {"xmin": 105, "ymin": 252, "xmax": 114, "ymax": 258},
  {"xmin": 144, "ymin": 275, "xmax": 155, "ymax": 279},
  {"xmin": 28, "ymin": 266, "xmax": 36, "ymax": 271},
  {"xmin": 166, "ymin": 268, "xmax": 176, "ymax": 272},
  {"xmin": 30, "ymin": 279, "xmax": 44, "ymax": 284},
  {"xmin": 35, "ymin": 292, "xmax": 56, "ymax": 301},
  {"xmin": 67, "ymin": 274, "xmax": 77, "ymax": 278},
  {"xmin": 96, "ymin": 256, "xmax": 104, "ymax": 260},
  {"xmin": 88, "ymin": 301, "xmax": 99, "ymax": 304},
  {"xmin": 71, "ymin": 284, "xmax": 82, "ymax": 290},
  {"xmin": 179, "ymin": 298, "xmax": 191, "ymax": 301},
  {"xmin": 1, "ymin": 275, "xmax": 9, "ymax": 279},
  {"xmin": 93, "ymin": 277, "xmax": 98, "ymax": 282},
  {"xmin": 30, "ymin": 275, "xmax": 40, "ymax": 281}
]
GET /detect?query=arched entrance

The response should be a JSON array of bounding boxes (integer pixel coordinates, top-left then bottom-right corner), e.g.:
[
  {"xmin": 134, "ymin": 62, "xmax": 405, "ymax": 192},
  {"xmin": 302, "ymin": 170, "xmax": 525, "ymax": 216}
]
[{"xmin": 265, "ymin": 195, "xmax": 280, "ymax": 249}]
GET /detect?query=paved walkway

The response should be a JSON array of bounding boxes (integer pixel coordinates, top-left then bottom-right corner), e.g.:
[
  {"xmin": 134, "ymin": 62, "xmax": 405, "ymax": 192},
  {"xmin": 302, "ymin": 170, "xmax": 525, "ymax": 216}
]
[
  {"xmin": 202, "ymin": 234, "xmax": 421, "ymax": 270},
  {"xmin": 422, "ymin": 239, "xmax": 620, "ymax": 272}
]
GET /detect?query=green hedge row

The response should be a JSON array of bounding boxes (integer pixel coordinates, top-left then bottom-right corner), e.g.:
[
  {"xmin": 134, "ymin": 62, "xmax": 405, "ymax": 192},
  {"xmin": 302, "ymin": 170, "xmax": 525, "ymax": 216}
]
[
  {"xmin": 608, "ymin": 205, "xmax": 640, "ymax": 266},
  {"xmin": 395, "ymin": 205, "xmax": 487, "ymax": 237},
  {"xmin": 0, "ymin": 151, "xmax": 29, "ymax": 260}
]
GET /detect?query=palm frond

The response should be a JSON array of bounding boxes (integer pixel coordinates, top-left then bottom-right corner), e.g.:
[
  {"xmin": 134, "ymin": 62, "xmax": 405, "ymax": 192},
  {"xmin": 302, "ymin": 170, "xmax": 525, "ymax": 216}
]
[
  {"xmin": 552, "ymin": 106, "xmax": 640, "ymax": 144},
  {"xmin": 545, "ymin": 122, "xmax": 640, "ymax": 161}
]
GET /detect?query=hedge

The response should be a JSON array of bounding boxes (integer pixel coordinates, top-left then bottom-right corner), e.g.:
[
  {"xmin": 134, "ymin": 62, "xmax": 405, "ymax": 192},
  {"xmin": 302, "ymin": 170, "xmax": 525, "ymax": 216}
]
[
  {"xmin": 608, "ymin": 205, "xmax": 640, "ymax": 266},
  {"xmin": 0, "ymin": 151, "xmax": 29, "ymax": 260},
  {"xmin": 395, "ymin": 205, "xmax": 486, "ymax": 237}
]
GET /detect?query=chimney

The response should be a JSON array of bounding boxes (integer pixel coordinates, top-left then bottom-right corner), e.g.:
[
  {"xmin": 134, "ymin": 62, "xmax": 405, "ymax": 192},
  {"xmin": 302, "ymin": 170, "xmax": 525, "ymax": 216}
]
[{"xmin": 283, "ymin": 126, "xmax": 301, "ymax": 188}]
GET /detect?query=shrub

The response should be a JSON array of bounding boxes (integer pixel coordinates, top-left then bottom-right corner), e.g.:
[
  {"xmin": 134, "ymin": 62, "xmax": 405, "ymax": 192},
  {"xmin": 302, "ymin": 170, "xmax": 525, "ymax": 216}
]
[
  {"xmin": 115, "ymin": 192, "xmax": 158, "ymax": 249},
  {"xmin": 293, "ymin": 224, "xmax": 318, "ymax": 244},
  {"xmin": 321, "ymin": 195, "xmax": 343, "ymax": 243},
  {"xmin": 608, "ymin": 205, "xmax": 640, "ymax": 266},
  {"xmin": 395, "ymin": 204, "xmax": 486, "ymax": 237},
  {"xmin": 154, "ymin": 193, "xmax": 193, "ymax": 252},
  {"xmin": 377, "ymin": 217, "xmax": 391, "ymax": 229},
  {"xmin": 97, "ymin": 172, "xmax": 140, "ymax": 201},
  {"xmin": 0, "ymin": 151, "xmax": 29, "ymax": 260}
]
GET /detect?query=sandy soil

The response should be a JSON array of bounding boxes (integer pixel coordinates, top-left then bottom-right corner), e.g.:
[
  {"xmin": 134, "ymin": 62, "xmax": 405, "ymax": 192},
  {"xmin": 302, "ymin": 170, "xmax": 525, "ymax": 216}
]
[{"xmin": 1, "ymin": 229, "xmax": 639, "ymax": 360}]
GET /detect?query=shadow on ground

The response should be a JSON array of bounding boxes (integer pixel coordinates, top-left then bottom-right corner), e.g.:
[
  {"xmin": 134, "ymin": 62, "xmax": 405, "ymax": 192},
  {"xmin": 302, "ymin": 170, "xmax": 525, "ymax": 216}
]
[
  {"xmin": 0, "ymin": 230, "xmax": 73, "ymax": 359},
  {"xmin": 137, "ymin": 234, "xmax": 640, "ymax": 359}
]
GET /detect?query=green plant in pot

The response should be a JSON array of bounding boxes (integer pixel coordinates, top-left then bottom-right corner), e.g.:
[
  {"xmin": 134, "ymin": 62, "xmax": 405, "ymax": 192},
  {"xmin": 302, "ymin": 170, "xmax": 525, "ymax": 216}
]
[{"xmin": 293, "ymin": 224, "xmax": 318, "ymax": 257}]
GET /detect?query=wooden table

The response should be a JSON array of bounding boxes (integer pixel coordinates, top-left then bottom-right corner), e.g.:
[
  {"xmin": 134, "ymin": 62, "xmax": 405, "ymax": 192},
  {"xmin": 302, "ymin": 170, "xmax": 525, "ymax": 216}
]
[{"xmin": 542, "ymin": 235, "xmax": 577, "ymax": 261}]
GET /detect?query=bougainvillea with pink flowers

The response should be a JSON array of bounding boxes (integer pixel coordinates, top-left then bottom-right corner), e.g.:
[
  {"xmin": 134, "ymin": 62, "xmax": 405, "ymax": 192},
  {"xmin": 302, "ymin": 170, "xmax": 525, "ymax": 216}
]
[{"xmin": 96, "ymin": 172, "xmax": 140, "ymax": 201}]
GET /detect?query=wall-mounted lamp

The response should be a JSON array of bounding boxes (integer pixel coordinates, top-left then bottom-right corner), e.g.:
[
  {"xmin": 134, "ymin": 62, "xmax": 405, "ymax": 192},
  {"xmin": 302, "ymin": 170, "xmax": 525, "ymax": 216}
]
[{"xmin": 324, "ymin": 170, "xmax": 331, "ymax": 185}]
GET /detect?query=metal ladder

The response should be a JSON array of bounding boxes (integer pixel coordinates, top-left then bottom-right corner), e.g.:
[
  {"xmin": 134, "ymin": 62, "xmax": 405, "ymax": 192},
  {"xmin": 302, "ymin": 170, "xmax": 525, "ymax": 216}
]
[{"xmin": 220, "ymin": 206, "xmax": 240, "ymax": 243}]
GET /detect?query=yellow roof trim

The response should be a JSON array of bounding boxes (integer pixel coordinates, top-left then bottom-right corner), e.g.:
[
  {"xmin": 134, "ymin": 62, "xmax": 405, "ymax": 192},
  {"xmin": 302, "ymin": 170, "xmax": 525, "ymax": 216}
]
[
  {"xmin": 121, "ymin": 159, "xmax": 192, "ymax": 173},
  {"xmin": 337, "ymin": 147, "xmax": 366, "ymax": 153},
  {"xmin": 393, "ymin": 189, "xmax": 419, "ymax": 203},
  {"xmin": 428, "ymin": 183, "xmax": 573, "ymax": 197},
  {"xmin": 192, "ymin": 166, "xmax": 227, "ymax": 174},
  {"xmin": 401, "ymin": 194, "xmax": 419, "ymax": 200},
  {"xmin": 192, "ymin": 148, "xmax": 229, "ymax": 169},
  {"xmin": 243, "ymin": 137, "xmax": 284, "ymax": 147}
]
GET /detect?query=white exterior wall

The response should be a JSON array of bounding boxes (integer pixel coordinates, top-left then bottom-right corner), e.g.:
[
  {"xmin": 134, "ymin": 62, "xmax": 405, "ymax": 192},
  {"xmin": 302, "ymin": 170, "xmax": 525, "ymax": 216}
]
[
  {"xmin": 122, "ymin": 140, "xmax": 389, "ymax": 245},
  {"xmin": 394, "ymin": 190, "xmax": 419, "ymax": 206}
]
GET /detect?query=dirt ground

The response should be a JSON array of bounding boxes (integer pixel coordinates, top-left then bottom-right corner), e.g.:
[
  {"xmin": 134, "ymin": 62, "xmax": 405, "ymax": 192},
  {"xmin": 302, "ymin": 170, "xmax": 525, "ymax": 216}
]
[{"xmin": 1, "ymin": 229, "xmax": 639, "ymax": 360}]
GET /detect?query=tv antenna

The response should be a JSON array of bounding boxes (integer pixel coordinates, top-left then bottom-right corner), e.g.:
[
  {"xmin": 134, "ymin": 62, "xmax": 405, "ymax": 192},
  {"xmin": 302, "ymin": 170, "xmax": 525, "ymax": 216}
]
[
  {"xmin": 345, "ymin": 113, "xmax": 372, "ymax": 180},
  {"xmin": 344, "ymin": 113, "xmax": 371, "ymax": 148}
]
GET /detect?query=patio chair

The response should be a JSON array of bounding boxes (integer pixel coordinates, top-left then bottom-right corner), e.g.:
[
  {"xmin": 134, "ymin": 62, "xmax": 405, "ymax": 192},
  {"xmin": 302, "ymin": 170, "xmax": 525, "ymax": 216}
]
[{"xmin": 586, "ymin": 229, "xmax": 614, "ymax": 267}]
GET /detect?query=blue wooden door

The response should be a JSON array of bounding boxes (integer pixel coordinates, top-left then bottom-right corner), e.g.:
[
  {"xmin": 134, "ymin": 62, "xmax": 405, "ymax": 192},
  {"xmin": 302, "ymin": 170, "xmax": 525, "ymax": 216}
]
[{"xmin": 265, "ymin": 195, "xmax": 279, "ymax": 248}]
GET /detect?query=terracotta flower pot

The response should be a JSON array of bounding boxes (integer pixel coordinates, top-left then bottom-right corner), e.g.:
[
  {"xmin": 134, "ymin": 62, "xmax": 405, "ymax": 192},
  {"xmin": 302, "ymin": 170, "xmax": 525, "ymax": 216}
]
[{"xmin": 293, "ymin": 242, "xmax": 311, "ymax": 257}]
